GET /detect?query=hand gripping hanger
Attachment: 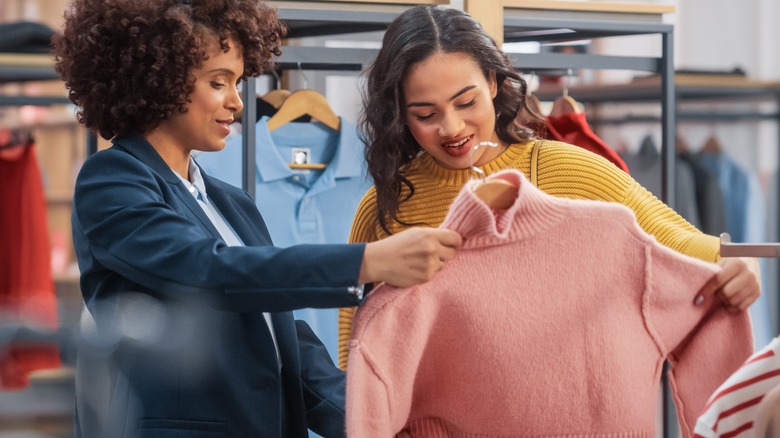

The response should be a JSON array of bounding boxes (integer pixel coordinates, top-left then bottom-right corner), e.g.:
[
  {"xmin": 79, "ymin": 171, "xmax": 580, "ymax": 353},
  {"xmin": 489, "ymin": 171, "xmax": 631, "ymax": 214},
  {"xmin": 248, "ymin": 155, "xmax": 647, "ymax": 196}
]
[{"xmin": 469, "ymin": 141, "xmax": 517, "ymax": 210}]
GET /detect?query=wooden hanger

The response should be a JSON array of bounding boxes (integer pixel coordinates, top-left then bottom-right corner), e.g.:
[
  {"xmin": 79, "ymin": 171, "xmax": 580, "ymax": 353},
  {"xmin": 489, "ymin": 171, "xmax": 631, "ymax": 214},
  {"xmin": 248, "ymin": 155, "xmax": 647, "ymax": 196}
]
[
  {"xmin": 701, "ymin": 134, "xmax": 722, "ymax": 154},
  {"xmin": 261, "ymin": 89, "xmax": 290, "ymax": 109},
  {"xmin": 525, "ymin": 93, "xmax": 543, "ymax": 117},
  {"xmin": 549, "ymin": 94, "xmax": 581, "ymax": 118},
  {"xmin": 266, "ymin": 89, "xmax": 340, "ymax": 133},
  {"xmin": 474, "ymin": 179, "xmax": 517, "ymax": 209},
  {"xmin": 676, "ymin": 135, "xmax": 689, "ymax": 154},
  {"xmin": 469, "ymin": 141, "xmax": 517, "ymax": 210},
  {"xmin": 266, "ymin": 89, "xmax": 338, "ymax": 170}
]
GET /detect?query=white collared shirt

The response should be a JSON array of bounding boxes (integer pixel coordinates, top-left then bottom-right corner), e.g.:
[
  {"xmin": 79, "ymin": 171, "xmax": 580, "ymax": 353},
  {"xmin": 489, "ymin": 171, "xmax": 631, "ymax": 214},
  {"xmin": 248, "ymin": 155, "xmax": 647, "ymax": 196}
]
[{"xmin": 174, "ymin": 157, "xmax": 282, "ymax": 369}]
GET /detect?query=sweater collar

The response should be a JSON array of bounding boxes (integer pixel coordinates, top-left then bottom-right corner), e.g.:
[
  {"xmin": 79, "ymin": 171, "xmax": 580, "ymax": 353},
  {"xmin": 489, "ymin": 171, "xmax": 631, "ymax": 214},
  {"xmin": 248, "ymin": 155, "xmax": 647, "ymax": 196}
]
[
  {"xmin": 413, "ymin": 141, "xmax": 529, "ymax": 187},
  {"xmin": 440, "ymin": 169, "xmax": 567, "ymax": 246}
]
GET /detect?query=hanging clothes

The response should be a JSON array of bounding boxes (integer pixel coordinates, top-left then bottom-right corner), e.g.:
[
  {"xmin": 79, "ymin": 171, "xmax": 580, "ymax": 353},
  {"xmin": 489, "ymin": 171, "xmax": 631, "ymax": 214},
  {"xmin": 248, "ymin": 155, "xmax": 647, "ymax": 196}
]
[
  {"xmin": 195, "ymin": 116, "xmax": 372, "ymax": 363},
  {"xmin": 678, "ymin": 151, "xmax": 727, "ymax": 237},
  {"xmin": 0, "ymin": 134, "xmax": 61, "ymax": 390},
  {"xmin": 619, "ymin": 135, "xmax": 701, "ymax": 228},
  {"xmin": 346, "ymin": 169, "xmax": 752, "ymax": 438},
  {"xmin": 694, "ymin": 336, "xmax": 780, "ymax": 437},
  {"xmin": 0, "ymin": 21, "xmax": 55, "ymax": 53},
  {"xmin": 545, "ymin": 111, "xmax": 630, "ymax": 173},
  {"xmin": 696, "ymin": 149, "xmax": 773, "ymax": 349}
]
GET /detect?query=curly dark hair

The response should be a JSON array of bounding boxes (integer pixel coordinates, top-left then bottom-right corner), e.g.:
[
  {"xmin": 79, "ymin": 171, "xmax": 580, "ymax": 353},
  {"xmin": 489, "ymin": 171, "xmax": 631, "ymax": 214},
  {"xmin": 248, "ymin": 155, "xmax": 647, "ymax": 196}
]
[
  {"xmin": 52, "ymin": 0, "xmax": 284, "ymax": 140},
  {"xmin": 360, "ymin": 5, "xmax": 545, "ymax": 235}
]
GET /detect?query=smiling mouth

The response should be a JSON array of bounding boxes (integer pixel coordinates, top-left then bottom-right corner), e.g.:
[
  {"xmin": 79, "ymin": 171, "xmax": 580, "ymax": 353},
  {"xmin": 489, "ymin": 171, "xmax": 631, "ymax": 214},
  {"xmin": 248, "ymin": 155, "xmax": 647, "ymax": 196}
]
[{"xmin": 443, "ymin": 135, "xmax": 472, "ymax": 148}]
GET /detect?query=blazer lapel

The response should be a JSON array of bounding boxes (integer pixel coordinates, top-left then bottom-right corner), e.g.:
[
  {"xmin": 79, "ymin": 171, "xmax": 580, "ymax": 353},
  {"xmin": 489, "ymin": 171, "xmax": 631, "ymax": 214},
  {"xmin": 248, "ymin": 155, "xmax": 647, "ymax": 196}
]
[
  {"xmin": 200, "ymin": 171, "xmax": 272, "ymax": 247},
  {"xmin": 112, "ymin": 134, "xmax": 222, "ymax": 239}
]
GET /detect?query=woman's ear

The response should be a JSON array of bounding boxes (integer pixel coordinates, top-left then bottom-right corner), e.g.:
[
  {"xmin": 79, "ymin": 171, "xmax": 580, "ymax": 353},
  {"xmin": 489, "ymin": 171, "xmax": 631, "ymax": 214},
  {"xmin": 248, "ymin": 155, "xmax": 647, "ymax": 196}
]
[{"xmin": 488, "ymin": 70, "xmax": 498, "ymax": 99}]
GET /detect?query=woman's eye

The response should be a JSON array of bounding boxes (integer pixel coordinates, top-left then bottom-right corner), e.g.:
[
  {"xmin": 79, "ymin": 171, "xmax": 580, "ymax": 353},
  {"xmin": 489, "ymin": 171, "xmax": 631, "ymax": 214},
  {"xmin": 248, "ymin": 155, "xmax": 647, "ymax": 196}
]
[
  {"xmin": 457, "ymin": 98, "xmax": 476, "ymax": 108},
  {"xmin": 210, "ymin": 81, "xmax": 225, "ymax": 89},
  {"xmin": 416, "ymin": 114, "xmax": 434, "ymax": 121}
]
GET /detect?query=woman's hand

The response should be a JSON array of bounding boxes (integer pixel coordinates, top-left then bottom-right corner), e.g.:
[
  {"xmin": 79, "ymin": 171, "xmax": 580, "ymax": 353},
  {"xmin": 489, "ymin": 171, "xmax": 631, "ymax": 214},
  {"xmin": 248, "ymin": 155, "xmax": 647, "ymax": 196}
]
[
  {"xmin": 359, "ymin": 227, "xmax": 462, "ymax": 287},
  {"xmin": 700, "ymin": 257, "xmax": 761, "ymax": 312}
]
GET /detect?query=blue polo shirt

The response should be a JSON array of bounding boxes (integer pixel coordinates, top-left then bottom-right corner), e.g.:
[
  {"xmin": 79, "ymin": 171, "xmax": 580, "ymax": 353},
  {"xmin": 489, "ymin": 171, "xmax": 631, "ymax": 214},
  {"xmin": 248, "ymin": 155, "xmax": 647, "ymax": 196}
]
[{"xmin": 196, "ymin": 117, "xmax": 372, "ymax": 363}]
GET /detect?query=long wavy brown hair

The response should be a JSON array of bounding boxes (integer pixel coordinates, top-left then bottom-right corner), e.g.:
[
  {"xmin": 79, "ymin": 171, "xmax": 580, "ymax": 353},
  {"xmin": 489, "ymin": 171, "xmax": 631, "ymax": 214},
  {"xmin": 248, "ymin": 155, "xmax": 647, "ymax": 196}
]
[
  {"xmin": 360, "ymin": 5, "xmax": 545, "ymax": 235},
  {"xmin": 53, "ymin": 0, "xmax": 284, "ymax": 140}
]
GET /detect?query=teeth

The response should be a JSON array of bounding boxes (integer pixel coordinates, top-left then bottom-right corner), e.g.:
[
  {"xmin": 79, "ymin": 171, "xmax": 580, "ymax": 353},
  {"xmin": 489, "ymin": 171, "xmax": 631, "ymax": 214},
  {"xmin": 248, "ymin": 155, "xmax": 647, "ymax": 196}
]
[{"xmin": 444, "ymin": 136, "xmax": 470, "ymax": 148}]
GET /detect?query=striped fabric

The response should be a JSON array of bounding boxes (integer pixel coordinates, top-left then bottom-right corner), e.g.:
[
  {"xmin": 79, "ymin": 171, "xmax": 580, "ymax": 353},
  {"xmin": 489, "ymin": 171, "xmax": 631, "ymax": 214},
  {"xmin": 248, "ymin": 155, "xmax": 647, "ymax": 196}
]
[{"xmin": 694, "ymin": 337, "xmax": 780, "ymax": 437}]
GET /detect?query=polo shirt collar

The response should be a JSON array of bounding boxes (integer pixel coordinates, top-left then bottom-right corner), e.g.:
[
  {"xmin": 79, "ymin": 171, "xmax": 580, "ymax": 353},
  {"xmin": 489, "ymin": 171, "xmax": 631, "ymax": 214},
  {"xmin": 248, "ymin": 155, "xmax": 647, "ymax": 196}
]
[{"xmin": 254, "ymin": 116, "xmax": 364, "ymax": 183}]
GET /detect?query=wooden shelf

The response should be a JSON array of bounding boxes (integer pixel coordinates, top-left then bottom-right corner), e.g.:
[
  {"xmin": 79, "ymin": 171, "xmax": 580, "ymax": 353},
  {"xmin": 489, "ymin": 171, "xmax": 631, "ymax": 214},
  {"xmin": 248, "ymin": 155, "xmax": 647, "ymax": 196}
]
[{"xmin": 502, "ymin": 0, "xmax": 675, "ymax": 15}]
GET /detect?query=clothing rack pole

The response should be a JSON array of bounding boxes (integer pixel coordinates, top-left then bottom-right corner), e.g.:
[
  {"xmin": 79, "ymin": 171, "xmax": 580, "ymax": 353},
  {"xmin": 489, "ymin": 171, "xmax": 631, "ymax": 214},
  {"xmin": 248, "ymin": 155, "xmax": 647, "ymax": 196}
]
[
  {"xmin": 241, "ymin": 77, "xmax": 257, "ymax": 200},
  {"xmin": 659, "ymin": 28, "xmax": 679, "ymax": 438},
  {"xmin": 660, "ymin": 31, "xmax": 677, "ymax": 210}
]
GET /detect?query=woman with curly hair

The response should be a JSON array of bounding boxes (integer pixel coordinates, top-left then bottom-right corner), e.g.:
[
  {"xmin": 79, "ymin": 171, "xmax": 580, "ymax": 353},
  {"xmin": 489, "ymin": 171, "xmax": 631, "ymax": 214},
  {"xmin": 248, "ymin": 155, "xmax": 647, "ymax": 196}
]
[
  {"xmin": 338, "ymin": 5, "xmax": 761, "ymax": 368},
  {"xmin": 53, "ymin": 0, "xmax": 461, "ymax": 436}
]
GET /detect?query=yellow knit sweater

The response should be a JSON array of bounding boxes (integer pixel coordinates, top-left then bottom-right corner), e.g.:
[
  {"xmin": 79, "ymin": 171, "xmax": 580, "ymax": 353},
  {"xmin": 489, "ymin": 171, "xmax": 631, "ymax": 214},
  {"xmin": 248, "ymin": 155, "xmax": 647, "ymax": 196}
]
[{"xmin": 338, "ymin": 139, "xmax": 719, "ymax": 369}]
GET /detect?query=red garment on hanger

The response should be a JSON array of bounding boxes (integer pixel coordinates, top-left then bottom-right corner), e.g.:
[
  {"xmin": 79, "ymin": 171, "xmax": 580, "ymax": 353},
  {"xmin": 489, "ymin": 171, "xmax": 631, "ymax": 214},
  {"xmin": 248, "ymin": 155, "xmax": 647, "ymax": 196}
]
[
  {"xmin": 545, "ymin": 112, "xmax": 630, "ymax": 174},
  {"xmin": 0, "ymin": 138, "xmax": 61, "ymax": 390}
]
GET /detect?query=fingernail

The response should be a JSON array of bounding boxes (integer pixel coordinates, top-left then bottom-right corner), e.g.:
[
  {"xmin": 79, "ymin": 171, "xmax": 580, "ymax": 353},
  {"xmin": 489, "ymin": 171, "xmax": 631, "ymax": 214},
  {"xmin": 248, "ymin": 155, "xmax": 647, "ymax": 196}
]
[{"xmin": 694, "ymin": 295, "xmax": 704, "ymax": 305}]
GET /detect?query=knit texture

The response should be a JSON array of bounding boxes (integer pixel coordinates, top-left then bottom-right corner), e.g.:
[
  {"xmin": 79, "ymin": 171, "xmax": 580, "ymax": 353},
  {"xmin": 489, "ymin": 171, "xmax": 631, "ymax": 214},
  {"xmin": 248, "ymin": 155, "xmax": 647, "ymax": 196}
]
[
  {"xmin": 346, "ymin": 170, "xmax": 752, "ymax": 438},
  {"xmin": 544, "ymin": 112, "xmax": 630, "ymax": 174},
  {"xmin": 339, "ymin": 140, "xmax": 720, "ymax": 369}
]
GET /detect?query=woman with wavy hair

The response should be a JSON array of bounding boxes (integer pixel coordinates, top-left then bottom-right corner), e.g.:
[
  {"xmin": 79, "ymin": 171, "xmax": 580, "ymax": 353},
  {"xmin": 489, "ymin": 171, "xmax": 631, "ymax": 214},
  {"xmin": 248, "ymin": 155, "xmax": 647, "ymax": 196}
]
[
  {"xmin": 338, "ymin": 4, "xmax": 760, "ymax": 369},
  {"xmin": 53, "ymin": 1, "xmax": 461, "ymax": 436}
]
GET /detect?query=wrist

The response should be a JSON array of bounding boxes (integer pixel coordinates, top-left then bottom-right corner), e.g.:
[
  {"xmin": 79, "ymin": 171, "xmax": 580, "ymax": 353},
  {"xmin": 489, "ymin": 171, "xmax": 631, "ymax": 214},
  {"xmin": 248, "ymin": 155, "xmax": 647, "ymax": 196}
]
[{"xmin": 357, "ymin": 241, "xmax": 377, "ymax": 284}]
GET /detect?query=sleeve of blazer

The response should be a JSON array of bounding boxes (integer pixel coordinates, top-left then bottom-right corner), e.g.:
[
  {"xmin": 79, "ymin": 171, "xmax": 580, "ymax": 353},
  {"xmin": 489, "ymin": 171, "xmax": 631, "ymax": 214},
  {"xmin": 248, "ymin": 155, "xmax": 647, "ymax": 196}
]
[{"xmin": 73, "ymin": 148, "xmax": 364, "ymax": 313}]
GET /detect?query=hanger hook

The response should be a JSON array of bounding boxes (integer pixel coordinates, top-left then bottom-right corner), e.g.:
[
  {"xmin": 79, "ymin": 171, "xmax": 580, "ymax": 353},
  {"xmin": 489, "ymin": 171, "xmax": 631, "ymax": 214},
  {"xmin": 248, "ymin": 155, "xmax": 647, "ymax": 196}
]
[
  {"xmin": 297, "ymin": 62, "xmax": 309, "ymax": 89},
  {"xmin": 563, "ymin": 68, "xmax": 573, "ymax": 98},
  {"xmin": 468, "ymin": 141, "xmax": 500, "ymax": 182}
]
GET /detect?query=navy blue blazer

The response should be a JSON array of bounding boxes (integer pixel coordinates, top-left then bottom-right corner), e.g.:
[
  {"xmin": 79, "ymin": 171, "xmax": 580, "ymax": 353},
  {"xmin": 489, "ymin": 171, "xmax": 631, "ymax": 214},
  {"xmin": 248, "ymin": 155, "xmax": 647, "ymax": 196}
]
[{"xmin": 72, "ymin": 133, "xmax": 364, "ymax": 438}]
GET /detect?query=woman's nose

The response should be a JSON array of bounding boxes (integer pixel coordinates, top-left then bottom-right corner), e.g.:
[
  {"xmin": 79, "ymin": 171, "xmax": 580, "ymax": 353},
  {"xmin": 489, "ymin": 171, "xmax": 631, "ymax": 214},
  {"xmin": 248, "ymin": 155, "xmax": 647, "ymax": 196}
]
[{"xmin": 439, "ymin": 113, "xmax": 463, "ymax": 137}]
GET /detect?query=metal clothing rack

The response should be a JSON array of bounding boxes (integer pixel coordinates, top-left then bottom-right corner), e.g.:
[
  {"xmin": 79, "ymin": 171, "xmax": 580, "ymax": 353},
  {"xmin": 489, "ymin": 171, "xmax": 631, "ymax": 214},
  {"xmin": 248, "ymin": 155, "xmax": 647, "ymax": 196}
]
[
  {"xmin": 536, "ymin": 75, "xmax": 780, "ymax": 322},
  {"xmin": 254, "ymin": 0, "xmax": 676, "ymax": 199},
  {"xmin": 721, "ymin": 233, "xmax": 780, "ymax": 258}
]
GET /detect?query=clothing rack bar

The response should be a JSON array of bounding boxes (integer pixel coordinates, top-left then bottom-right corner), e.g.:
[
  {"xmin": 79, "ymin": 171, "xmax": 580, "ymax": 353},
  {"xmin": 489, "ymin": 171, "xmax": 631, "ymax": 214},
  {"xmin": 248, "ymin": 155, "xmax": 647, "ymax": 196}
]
[
  {"xmin": 589, "ymin": 111, "xmax": 779, "ymax": 125},
  {"xmin": 0, "ymin": 95, "xmax": 71, "ymax": 106},
  {"xmin": 720, "ymin": 233, "xmax": 780, "ymax": 258},
  {"xmin": 507, "ymin": 52, "xmax": 660, "ymax": 72}
]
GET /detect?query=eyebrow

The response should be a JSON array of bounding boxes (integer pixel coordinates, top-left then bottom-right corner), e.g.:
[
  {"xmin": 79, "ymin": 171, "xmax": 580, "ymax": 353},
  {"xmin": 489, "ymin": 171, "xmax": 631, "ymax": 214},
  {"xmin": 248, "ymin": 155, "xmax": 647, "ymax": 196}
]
[
  {"xmin": 406, "ymin": 85, "xmax": 477, "ymax": 108},
  {"xmin": 207, "ymin": 68, "xmax": 237, "ymax": 76}
]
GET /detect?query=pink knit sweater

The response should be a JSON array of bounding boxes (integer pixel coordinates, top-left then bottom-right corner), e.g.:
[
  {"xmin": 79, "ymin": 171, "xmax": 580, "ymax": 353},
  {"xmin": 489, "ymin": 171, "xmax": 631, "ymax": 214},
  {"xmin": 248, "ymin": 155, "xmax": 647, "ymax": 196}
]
[{"xmin": 346, "ymin": 170, "xmax": 753, "ymax": 438}]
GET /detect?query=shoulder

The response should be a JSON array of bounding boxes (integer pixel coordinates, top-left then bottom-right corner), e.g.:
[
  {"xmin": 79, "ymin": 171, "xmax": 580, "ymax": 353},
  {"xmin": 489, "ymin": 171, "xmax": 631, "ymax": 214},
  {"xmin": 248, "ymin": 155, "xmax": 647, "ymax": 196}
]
[
  {"xmin": 537, "ymin": 139, "xmax": 619, "ymax": 166},
  {"xmin": 350, "ymin": 187, "xmax": 381, "ymax": 243},
  {"xmin": 355, "ymin": 186, "xmax": 377, "ymax": 211},
  {"xmin": 352, "ymin": 282, "xmax": 426, "ymax": 339},
  {"xmin": 534, "ymin": 140, "xmax": 633, "ymax": 200},
  {"xmin": 76, "ymin": 146, "xmax": 154, "ymax": 187}
]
